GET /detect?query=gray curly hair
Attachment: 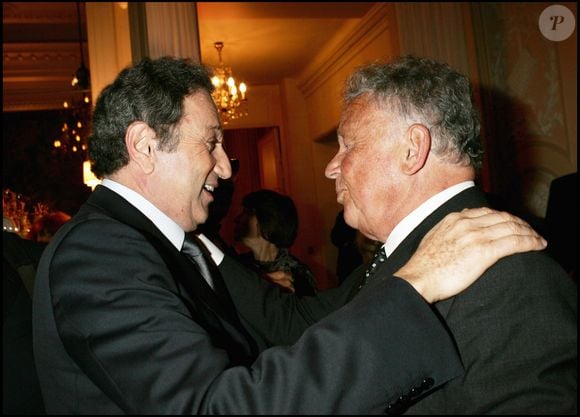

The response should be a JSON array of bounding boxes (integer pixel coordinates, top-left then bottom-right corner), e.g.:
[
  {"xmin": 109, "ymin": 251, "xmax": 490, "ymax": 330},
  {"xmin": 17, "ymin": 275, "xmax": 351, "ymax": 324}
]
[{"xmin": 343, "ymin": 56, "xmax": 483, "ymax": 169}]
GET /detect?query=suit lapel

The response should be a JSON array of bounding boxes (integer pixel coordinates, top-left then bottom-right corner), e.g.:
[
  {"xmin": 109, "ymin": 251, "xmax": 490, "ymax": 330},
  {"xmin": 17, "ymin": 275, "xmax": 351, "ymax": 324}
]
[
  {"xmin": 85, "ymin": 186, "xmax": 259, "ymax": 358},
  {"xmin": 376, "ymin": 186, "xmax": 490, "ymax": 318}
]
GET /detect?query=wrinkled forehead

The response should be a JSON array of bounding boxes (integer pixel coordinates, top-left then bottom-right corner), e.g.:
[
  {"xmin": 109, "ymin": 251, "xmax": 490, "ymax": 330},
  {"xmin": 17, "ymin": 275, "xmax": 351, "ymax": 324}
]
[{"xmin": 338, "ymin": 94, "xmax": 387, "ymax": 135}]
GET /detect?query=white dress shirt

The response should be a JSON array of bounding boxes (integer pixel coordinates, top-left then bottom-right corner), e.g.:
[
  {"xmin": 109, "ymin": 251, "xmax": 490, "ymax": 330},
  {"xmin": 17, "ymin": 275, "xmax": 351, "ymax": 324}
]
[
  {"xmin": 382, "ymin": 181, "xmax": 475, "ymax": 257},
  {"xmin": 102, "ymin": 179, "xmax": 225, "ymax": 267}
]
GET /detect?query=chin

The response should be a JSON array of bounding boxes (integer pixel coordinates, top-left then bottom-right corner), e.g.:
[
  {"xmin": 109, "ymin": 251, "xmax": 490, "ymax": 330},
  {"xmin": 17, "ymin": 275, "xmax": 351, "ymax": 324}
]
[
  {"xmin": 342, "ymin": 208, "xmax": 357, "ymax": 230},
  {"xmin": 192, "ymin": 212, "xmax": 209, "ymax": 229}
]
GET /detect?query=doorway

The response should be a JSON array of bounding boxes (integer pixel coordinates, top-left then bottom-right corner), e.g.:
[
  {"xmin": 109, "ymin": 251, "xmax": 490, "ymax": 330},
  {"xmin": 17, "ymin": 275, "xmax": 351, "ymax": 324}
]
[{"xmin": 217, "ymin": 126, "xmax": 284, "ymax": 248}]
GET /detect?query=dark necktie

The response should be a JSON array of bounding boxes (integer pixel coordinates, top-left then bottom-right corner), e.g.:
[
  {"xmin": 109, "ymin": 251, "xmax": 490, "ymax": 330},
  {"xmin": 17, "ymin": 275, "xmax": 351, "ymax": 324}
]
[
  {"xmin": 358, "ymin": 245, "xmax": 387, "ymax": 291},
  {"xmin": 181, "ymin": 234, "xmax": 215, "ymax": 290}
]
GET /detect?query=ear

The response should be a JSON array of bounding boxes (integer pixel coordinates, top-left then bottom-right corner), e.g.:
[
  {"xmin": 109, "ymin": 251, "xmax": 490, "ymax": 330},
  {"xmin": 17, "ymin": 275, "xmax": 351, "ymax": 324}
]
[
  {"xmin": 402, "ymin": 123, "xmax": 431, "ymax": 175},
  {"xmin": 125, "ymin": 121, "xmax": 157, "ymax": 174}
]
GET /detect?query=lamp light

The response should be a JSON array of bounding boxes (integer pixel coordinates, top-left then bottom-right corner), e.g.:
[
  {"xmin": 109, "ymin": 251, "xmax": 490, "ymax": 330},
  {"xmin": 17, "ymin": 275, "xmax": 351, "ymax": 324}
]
[
  {"xmin": 54, "ymin": 2, "xmax": 92, "ymax": 157},
  {"xmin": 210, "ymin": 41, "xmax": 248, "ymax": 125},
  {"xmin": 83, "ymin": 160, "xmax": 101, "ymax": 190}
]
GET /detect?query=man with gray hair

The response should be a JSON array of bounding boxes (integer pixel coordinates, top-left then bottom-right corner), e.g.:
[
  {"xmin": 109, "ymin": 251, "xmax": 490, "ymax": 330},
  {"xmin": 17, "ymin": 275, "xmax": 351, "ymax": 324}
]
[
  {"xmin": 223, "ymin": 56, "xmax": 576, "ymax": 414},
  {"xmin": 323, "ymin": 56, "xmax": 576, "ymax": 414}
]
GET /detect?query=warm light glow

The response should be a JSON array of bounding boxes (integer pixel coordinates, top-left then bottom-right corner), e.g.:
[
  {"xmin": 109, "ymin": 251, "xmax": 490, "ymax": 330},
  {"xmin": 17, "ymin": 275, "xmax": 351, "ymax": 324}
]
[
  {"xmin": 83, "ymin": 160, "xmax": 101, "ymax": 190},
  {"xmin": 210, "ymin": 41, "xmax": 248, "ymax": 125},
  {"xmin": 54, "ymin": 140, "xmax": 61, "ymax": 148},
  {"xmin": 63, "ymin": 101, "xmax": 69, "ymax": 108}
]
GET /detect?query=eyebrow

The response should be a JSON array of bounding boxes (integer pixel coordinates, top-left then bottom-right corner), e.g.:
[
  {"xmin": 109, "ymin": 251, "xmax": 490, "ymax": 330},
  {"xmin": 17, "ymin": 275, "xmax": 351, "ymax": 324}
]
[{"xmin": 209, "ymin": 126, "xmax": 224, "ymax": 142}]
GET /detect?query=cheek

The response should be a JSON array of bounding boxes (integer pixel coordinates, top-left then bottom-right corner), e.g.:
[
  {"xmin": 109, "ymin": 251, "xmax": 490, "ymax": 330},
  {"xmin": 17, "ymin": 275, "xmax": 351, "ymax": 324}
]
[{"xmin": 342, "ymin": 154, "xmax": 373, "ymax": 197}]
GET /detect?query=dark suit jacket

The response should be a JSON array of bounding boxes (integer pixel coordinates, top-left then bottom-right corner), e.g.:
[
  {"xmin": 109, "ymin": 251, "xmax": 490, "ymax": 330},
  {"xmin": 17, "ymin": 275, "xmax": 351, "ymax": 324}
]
[
  {"xmin": 3, "ymin": 232, "xmax": 46, "ymax": 414},
  {"xmin": 545, "ymin": 172, "xmax": 577, "ymax": 276},
  {"xmin": 33, "ymin": 185, "xmax": 463, "ymax": 414},
  {"xmin": 399, "ymin": 187, "xmax": 577, "ymax": 414},
  {"xmin": 224, "ymin": 186, "xmax": 577, "ymax": 414}
]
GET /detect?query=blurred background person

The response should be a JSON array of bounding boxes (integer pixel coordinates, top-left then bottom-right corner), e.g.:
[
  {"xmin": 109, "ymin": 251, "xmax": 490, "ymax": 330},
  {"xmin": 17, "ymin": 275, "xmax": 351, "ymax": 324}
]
[
  {"xmin": 3, "ymin": 218, "xmax": 46, "ymax": 414},
  {"xmin": 233, "ymin": 189, "xmax": 317, "ymax": 296},
  {"xmin": 28, "ymin": 211, "xmax": 71, "ymax": 244},
  {"xmin": 544, "ymin": 172, "xmax": 577, "ymax": 281}
]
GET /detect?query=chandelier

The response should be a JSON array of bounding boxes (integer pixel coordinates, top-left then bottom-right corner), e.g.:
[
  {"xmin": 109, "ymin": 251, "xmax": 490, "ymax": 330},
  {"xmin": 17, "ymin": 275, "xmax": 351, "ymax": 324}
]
[
  {"xmin": 53, "ymin": 2, "xmax": 100, "ymax": 190},
  {"xmin": 71, "ymin": 2, "xmax": 90, "ymax": 91},
  {"xmin": 210, "ymin": 41, "xmax": 248, "ymax": 125}
]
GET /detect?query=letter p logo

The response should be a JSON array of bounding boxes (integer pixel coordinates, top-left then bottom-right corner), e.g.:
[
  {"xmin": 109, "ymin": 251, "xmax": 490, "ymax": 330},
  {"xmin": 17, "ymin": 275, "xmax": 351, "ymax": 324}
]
[{"xmin": 539, "ymin": 5, "xmax": 575, "ymax": 41}]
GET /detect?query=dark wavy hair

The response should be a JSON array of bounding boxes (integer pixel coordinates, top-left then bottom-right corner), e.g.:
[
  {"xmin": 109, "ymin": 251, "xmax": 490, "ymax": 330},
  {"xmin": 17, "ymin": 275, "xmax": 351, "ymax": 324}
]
[
  {"xmin": 88, "ymin": 56, "xmax": 214, "ymax": 177},
  {"xmin": 343, "ymin": 55, "xmax": 483, "ymax": 169},
  {"xmin": 242, "ymin": 189, "xmax": 298, "ymax": 248}
]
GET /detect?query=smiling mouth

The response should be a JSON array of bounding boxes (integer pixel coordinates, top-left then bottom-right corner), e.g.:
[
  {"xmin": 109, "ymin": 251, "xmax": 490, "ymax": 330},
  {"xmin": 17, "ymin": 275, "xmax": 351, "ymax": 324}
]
[{"xmin": 203, "ymin": 184, "xmax": 215, "ymax": 193}]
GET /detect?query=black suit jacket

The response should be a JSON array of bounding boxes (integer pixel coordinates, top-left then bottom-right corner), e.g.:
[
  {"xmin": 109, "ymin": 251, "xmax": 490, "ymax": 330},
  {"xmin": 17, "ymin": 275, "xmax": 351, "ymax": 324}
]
[
  {"xmin": 399, "ymin": 187, "xmax": 577, "ymax": 414},
  {"xmin": 3, "ymin": 232, "xmax": 46, "ymax": 414},
  {"xmin": 33, "ymin": 185, "xmax": 463, "ymax": 414},
  {"xmin": 224, "ymin": 186, "xmax": 577, "ymax": 414}
]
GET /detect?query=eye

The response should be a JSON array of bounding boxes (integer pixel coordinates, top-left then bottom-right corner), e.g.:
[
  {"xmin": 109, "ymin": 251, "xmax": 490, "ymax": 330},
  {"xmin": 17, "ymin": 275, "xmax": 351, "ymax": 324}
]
[
  {"xmin": 338, "ymin": 136, "xmax": 352, "ymax": 153},
  {"xmin": 206, "ymin": 137, "xmax": 217, "ymax": 152}
]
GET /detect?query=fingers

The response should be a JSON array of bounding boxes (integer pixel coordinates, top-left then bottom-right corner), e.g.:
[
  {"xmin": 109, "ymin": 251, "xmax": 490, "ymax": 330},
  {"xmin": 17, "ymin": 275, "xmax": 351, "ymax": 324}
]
[
  {"xmin": 264, "ymin": 271, "xmax": 295, "ymax": 293},
  {"xmin": 458, "ymin": 207, "xmax": 530, "ymax": 228},
  {"xmin": 457, "ymin": 206, "xmax": 494, "ymax": 218},
  {"xmin": 395, "ymin": 207, "xmax": 548, "ymax": 303},
  {"xmin": 442, "ymin": 208, "xmax": 545, "ymax": 244},
  {"xmin": 457, "ymin": 208, "xmax": 546, "ymax": 244},
  {"xmin": 267, "ymin": 270, "xmax": 294, "ymax": 283},
  {"xmin": 482, "ymin": 231, "xmax": 548, "ymax": 260}
]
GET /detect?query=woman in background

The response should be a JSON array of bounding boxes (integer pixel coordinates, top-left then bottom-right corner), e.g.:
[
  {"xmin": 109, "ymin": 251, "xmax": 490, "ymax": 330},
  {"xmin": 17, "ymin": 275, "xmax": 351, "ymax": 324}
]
[{"xmin": 233, "ymin": 189, "xmax": 317, "ymax": 296}]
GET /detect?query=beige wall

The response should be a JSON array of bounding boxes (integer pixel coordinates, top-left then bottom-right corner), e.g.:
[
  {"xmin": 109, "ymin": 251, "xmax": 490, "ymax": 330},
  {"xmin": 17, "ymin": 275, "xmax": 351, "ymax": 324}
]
[
  {"xmin": 471, "ymin": 2, "xmax": 577, "ymax": 218},
  {"xmin": 280, "ymin": 3, "xmax": 401, "ymax": 287}
]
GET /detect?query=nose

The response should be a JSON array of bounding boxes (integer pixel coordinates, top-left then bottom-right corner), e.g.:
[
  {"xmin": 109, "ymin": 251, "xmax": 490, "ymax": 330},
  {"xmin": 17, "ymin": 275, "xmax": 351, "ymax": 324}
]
[
  {"xmin": 214, "ymin": 146, "xmax": 232, "ymax": 180},
  {"xmin": 325, "ymin": 150, "xmax": 342, "ymax": 179}
]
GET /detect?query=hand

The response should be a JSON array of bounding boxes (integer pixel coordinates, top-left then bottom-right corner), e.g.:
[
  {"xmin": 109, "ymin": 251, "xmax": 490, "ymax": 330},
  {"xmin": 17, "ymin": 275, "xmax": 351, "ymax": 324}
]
[
  {"xmin": 395, "ymin": 207, "xmax": 547, "ymax": 303},
  {"xmin": 264, "ymin": 270, "xmax": 295, "ymax": 293}
]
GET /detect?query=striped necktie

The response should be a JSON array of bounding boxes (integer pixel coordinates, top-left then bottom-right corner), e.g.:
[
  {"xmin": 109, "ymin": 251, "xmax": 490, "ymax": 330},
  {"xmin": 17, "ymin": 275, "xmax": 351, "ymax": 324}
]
[{"xmin": 181, "ymin": 234, "xmax": 215, "ymax": 290}]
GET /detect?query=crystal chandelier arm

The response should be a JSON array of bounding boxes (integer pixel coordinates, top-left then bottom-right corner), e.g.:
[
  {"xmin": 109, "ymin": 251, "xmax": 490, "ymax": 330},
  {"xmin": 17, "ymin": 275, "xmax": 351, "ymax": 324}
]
[{"xmin": 210, "ymin": 41, "xmax": 248, "ymax": 124}]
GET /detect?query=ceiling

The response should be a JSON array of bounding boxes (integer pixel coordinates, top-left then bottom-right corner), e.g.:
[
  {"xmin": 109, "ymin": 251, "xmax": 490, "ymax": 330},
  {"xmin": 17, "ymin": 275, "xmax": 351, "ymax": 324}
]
[{"xmin": 3, "ymin": 2, "xmax": 376, "ymax": 112}]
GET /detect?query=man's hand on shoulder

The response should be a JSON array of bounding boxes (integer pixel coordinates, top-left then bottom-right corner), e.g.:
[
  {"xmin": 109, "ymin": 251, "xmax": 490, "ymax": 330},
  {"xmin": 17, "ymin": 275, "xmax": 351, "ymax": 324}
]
[{"xmin": 395, "ymin": 207, "xmax": 547, "ymax": 303}]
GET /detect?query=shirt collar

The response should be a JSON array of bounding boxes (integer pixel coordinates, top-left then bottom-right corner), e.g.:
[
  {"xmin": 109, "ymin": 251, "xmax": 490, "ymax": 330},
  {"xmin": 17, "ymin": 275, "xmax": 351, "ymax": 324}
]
[
  {"xmin": 383, "ymin": 181, "xmax": 475, "ymax": 257},
  {"xmin": 101, "ymin": 178, "xmax": 185, "ymax": 250}
]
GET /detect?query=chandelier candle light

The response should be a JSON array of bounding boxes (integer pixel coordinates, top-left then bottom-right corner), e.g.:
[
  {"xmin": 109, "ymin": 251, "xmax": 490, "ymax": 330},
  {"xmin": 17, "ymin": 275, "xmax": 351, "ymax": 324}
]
[
  {"xmin": 211, "ymin": 41, "xmax": 248, "ymax": 124},
  {"xmin": 53, "ymin": 2, "xmax": 101, "ymax": 191}
]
